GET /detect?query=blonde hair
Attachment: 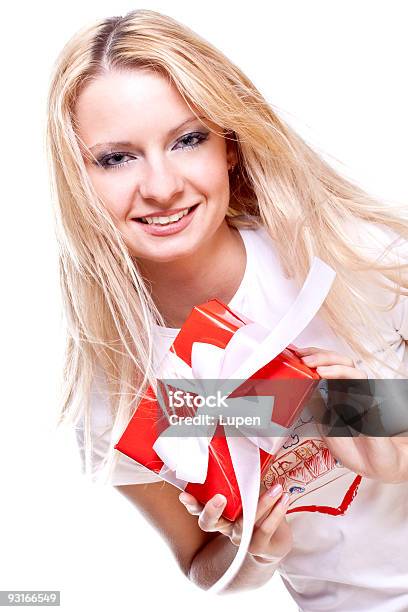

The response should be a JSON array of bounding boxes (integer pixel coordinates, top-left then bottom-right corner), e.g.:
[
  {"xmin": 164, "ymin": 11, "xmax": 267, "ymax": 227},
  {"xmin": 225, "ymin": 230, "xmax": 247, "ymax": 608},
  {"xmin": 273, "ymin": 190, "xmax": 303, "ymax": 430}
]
[{"xmin": 46, "ymin": 9, "xmax": 408, "ymax": 484}]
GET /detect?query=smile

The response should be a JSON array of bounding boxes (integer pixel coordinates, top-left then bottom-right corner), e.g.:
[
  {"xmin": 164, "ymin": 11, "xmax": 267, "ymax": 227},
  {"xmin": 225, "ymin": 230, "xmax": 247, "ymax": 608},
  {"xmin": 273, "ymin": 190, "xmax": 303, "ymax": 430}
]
[
  {"xmin": 139, "ymin": 207, "xmax": 190, "ymax": 225},
  {"xmin": 131, "ymin": 203, "xmax": 200, "ymax": 236}
]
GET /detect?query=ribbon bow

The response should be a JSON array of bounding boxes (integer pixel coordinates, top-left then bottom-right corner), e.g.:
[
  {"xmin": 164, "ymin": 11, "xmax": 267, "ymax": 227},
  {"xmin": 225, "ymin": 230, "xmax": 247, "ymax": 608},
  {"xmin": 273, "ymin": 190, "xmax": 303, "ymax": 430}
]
[{"xmin": 153, "ymin": 257, "xmax": 335, "ymax": 593}]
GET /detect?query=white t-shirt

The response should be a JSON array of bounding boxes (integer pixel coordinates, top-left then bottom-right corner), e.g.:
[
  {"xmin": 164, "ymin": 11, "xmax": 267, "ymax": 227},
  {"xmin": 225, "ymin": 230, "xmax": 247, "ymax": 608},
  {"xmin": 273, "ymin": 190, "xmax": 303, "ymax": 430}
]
[{"xmin": 76, "ymin": 222, "xmax": 408, "ymax": 611}]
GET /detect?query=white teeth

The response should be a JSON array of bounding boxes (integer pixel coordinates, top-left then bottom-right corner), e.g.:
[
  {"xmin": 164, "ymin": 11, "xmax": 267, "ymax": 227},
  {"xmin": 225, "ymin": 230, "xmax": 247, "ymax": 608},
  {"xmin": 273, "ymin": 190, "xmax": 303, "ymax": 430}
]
[{"xmin": 142, "ymin": 207, "xmax": 190, "ymax": 225}]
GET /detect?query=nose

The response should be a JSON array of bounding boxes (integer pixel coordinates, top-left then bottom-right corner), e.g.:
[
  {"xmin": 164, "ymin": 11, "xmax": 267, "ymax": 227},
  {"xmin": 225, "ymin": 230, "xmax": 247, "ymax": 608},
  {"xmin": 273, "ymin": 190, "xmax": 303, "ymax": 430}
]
[{"xmin": 139, "ymin": 158, "xmax": 184, "ymax": 206}]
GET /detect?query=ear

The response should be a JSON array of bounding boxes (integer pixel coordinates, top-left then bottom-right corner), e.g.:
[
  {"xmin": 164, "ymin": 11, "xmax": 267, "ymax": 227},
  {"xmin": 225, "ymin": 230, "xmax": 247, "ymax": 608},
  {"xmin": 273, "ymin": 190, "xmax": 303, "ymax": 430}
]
[{"xmin": 226, "ymin": 131, "xmax": 238, "ymax": 170}]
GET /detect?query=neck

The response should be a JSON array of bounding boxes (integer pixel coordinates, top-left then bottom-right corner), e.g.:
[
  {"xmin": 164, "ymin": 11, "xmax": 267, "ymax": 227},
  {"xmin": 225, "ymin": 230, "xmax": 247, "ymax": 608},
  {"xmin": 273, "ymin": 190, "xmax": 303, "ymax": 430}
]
[{"xmin": 137, "ymin": 221, "xmax": 246, "ymax": 328}]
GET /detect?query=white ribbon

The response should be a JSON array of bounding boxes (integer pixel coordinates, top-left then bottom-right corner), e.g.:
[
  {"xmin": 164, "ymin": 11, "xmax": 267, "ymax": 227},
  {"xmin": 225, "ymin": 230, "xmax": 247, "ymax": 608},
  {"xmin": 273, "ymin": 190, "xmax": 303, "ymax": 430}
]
[{"xmin": 152, "ymin": 257, "xmax": 336, "ymax": 593}]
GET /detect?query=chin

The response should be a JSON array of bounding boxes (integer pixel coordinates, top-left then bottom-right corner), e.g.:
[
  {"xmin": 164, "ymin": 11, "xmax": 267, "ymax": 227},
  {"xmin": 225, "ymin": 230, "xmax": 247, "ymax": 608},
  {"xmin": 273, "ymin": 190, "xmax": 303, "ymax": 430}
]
[{"xmin": 130, "ymin": 245, "xmax": 195, "ymax": 264}]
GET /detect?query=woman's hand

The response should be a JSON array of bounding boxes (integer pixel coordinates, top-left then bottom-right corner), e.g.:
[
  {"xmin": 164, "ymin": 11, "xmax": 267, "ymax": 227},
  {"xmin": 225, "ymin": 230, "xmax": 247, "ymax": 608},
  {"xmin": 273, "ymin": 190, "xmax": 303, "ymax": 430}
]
[
  {"xmin": 178, "ymin": 483, "xmax": 293, "ymax": 564},
  {"xmin": 293, "ymin": 346, "xmax": 408, "ymax": 483},
  {"xmin": 292, "ymin": 345, "xmax": 368, "ymax": 380}
]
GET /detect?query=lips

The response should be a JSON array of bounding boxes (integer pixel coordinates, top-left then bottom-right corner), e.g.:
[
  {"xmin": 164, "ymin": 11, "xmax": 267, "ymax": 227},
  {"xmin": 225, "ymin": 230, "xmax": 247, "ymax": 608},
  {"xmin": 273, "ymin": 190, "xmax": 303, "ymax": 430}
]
[
  {"xmin": 131, "ymin": 202, "xmax": 200, "ymax": 237},
  {"xmin": 133, "ymin": 204, "xmax": 198, "ymax": 223}
]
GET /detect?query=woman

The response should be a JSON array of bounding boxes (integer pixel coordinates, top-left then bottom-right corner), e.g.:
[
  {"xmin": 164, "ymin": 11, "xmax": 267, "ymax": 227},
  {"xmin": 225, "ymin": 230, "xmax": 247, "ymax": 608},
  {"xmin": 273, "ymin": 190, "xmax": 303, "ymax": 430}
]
[{"xmin": 46, "ymin": 8, "xmax": 408, "ymax": 607}]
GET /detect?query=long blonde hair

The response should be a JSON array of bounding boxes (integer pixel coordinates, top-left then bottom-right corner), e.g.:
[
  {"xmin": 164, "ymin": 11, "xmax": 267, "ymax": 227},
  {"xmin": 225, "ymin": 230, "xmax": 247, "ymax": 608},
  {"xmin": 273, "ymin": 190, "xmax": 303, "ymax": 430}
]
[{"xmin": 46, "ymin": 9, "xmax": 408, "ymax": 484}]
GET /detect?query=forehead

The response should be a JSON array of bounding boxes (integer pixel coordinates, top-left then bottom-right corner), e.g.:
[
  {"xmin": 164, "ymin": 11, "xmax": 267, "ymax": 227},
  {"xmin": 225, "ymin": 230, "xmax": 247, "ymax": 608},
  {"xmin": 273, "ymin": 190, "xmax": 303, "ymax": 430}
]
[{"xmin": 74, "ymin": 70, "xmax": 202, "ymax": 145}]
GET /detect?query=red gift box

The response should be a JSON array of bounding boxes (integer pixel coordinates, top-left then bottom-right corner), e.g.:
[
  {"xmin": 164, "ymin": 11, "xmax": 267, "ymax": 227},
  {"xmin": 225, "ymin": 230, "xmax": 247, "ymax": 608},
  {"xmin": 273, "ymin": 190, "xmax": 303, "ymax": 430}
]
[{"xmin": 115, "ymin": 298, "xmax": 320, "ymax": 521}]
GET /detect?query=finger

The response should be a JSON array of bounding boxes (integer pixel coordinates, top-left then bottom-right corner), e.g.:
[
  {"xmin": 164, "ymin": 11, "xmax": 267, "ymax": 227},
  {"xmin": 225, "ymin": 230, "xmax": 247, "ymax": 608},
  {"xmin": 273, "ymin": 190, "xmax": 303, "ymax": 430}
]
[
  {"xmin": 291, "ymin": 346, "xmax": 329, "ymax": 356},
  {"xmin": 256, "ymin": 493, "xmax": 290, "ymax": 531},
  {"xmin": 178, "ymin": 492, "xmax": 204, "ymax": 515},
  {"xmin": 180, "ymin": 492, "xmax": 232, "ymax": 535},
  {"xmin": 316, "ymin": 365, "xmax": 367, "ymax": 379},
  {"xmin": 214, "ymin": 517, "xmax": 235, "ymax": 538},
  {"xmin": 230, "ymin": 484, "xmax": 284, "ymax": 546},
  {"xmin": 254, "ymin": 483, "xmax": 284, "ymax": 526},
  {"xmin": 300, "ymin": 351, "xmax": 355, "ymax": 369},
  {"xmin": 250, "ymin": 515, "xmax": 293, "ymax": 561},
  {"xmin": 197, "ymin": 494, "xmax": 228, "ymax": 532},
  {"xmin": 287, "ymin": 344, "xmax": 299, "ymax": 351},
  {"xmin": 255, "ymin": 490, "xmax": 290, "ymax": 527},
  {"xmin": 232, "ymin": 483, "xmax": 283, "ymax": 544},
  {"xmin": 250, "ymin": 494, "xmax": 291, "ymax": 547}
]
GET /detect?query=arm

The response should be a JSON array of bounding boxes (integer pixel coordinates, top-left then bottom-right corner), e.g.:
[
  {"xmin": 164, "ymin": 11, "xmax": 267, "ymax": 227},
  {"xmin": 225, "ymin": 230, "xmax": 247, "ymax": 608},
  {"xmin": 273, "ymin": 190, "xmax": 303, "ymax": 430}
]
[{"xmin": 114, "ymin": 479, "xmax": 290, "ymax": 593}]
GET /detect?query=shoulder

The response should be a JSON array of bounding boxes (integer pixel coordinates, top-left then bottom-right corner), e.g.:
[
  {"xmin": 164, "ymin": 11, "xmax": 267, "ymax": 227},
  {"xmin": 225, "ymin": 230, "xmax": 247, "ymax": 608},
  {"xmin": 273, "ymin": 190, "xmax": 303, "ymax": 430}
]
[{"xmin": 246, "ymin": 217, "xmax": 408, "ymax": 338}]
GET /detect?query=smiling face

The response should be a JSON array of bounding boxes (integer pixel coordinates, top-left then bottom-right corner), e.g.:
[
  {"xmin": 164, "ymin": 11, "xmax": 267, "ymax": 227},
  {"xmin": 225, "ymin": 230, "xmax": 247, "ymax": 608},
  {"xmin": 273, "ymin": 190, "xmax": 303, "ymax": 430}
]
[{"xmin": 74, "ymin": 69, "xmax": 236, "ymax": 263}]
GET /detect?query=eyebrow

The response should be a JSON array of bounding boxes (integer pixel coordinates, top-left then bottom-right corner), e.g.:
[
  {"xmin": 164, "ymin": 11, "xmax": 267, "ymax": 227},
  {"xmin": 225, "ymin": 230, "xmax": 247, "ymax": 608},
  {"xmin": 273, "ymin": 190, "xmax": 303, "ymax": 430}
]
[{"xmin": 88, "ymin": 115, "xmax": 207, "ymax": 153}]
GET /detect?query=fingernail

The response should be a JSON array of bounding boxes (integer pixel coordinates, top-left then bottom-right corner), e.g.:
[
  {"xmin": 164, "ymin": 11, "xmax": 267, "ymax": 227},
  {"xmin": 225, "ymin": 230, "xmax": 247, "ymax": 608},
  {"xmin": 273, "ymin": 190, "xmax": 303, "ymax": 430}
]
[
  {"xmin": 278, "ymin": 493, "xmax": 290, "ymax": 507},
  {"xmin": 267, "ymin": 483, "xmax": 282, "ymax": 497},
  {"xmin": 301, "ymin": 356, "xmax": 314, "ymax": 365},
  {"xmin": 213, "ymin": 494, "xmax": 226, "ymax": 507},
  {"xmin": 179, "ymin": 493, "xmax": 189, "ymax": 504}
]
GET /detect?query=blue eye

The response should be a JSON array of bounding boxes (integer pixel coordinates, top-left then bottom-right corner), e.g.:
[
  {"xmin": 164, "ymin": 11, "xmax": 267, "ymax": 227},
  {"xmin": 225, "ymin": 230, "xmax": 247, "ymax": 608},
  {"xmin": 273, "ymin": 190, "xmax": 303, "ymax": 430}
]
[
  {"xmin": 175, "ymin": 131, "xmax": 209, "ymax": 150},
  {"xmin": 95, "ymin": 131, "xmax": 209, "ymax": 170},
  {"xmin": 97, "ymin": 153, "xmax": 132, "ymax": 169}
]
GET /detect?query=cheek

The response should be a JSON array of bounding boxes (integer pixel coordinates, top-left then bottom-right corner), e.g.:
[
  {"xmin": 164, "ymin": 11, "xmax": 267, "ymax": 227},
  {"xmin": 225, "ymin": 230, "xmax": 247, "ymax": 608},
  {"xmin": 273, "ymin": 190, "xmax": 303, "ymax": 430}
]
[
  {"xmin": 190, "ymin": 149, "xmax": 230, "ymax": 201},
  {"xmin": 207, "ymin": 164, "xmax": 230, "ymax": 209},
  {"xmin": 86, "ymin": 168, "xmax": 132, "ymax": 219}
]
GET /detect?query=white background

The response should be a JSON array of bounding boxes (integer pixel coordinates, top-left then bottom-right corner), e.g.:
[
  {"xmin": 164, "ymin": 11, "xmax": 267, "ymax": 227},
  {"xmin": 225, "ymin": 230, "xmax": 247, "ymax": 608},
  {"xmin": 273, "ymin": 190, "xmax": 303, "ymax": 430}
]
[{"xmin": 1, "ymin": 1, "xmax": 407, "ymax": 610}]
